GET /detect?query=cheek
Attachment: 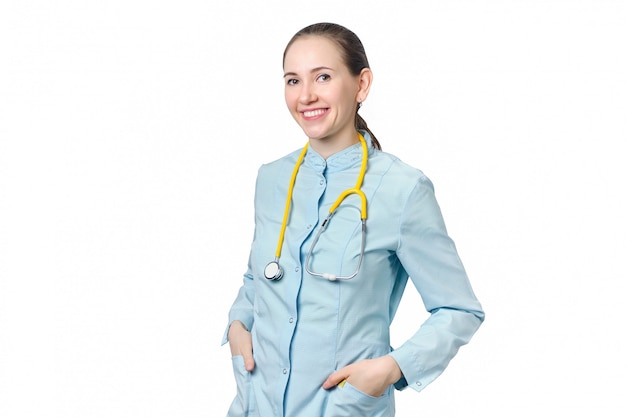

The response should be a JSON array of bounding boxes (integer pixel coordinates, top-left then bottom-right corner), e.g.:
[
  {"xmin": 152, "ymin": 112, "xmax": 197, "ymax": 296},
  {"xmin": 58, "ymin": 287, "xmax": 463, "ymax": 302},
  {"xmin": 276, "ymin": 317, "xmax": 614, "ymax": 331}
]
[
  {"xmin": 328, "ymin": 88, "xmax": 353, "ymax": 111},
  {"xmin": 338, "ymin": 95, "xmax": 357, "ymax": 117},
  {"xmin": 284, "ymin": 89, "xmax": 298, "ymax": 111}
]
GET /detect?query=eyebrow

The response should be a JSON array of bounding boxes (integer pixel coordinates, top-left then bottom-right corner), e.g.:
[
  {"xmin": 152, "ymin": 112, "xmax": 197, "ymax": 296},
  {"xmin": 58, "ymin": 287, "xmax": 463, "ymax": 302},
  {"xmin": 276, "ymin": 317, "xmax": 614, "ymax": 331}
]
[{"xmin": 283, "ymin": 66, "xmax": 334, "ymax": 78}]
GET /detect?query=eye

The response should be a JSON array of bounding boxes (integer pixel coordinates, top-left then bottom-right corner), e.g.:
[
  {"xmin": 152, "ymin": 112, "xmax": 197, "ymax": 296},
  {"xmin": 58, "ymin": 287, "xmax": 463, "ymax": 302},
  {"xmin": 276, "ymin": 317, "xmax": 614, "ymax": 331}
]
[
  {"xmin": 286, "ymin": 78, "xmax": 299, "ymax": 86},
  {"xmin": 317, "ymin": 74, "xmax": 331, "ymax": 82}
]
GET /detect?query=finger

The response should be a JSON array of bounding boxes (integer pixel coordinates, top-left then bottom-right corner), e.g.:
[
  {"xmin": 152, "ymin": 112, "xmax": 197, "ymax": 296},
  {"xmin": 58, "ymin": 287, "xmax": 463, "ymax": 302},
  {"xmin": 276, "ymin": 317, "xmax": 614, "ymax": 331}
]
[
  {"xmin": 236, "ymin": 334, "xmax": 255, "ymax": 371},
  {"xmin": 242, "ymin": 351, "xmax": 255, "ymax": 372},
  {"xmin": 322, "ymin": 369, "xmax": 349, "ymax": 389}
]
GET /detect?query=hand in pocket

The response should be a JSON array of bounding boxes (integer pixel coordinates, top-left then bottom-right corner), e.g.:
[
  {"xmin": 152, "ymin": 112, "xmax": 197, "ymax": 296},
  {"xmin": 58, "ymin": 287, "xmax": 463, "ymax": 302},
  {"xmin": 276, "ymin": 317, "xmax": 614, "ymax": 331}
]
[
  {"xmin": 228, "ymin": 320, "xmax": 255, "ymax": 372},
  {"xmin": 322, "ymin": 355, "xmax": 402, "ymax": 397}
]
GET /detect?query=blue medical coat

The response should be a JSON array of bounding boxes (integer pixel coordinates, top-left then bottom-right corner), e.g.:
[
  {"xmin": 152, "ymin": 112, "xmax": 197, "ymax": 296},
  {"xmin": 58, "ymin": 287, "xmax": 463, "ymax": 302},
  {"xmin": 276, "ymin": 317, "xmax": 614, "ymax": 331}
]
[{"xmin": 223, "ymin": 132, "xmax": 484, "ymax": 416}]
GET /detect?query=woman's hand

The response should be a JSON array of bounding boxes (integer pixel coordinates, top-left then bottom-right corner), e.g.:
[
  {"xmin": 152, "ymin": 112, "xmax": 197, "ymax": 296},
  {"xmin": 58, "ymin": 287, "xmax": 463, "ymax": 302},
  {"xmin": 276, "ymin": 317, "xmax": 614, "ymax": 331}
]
[
  {"xmin": 227, "ymin": 320, "xmax": 255, "ymax": 372},
  {"xmin": 322, "ymin": 355, "xmax": 402, "ymax": 397}
]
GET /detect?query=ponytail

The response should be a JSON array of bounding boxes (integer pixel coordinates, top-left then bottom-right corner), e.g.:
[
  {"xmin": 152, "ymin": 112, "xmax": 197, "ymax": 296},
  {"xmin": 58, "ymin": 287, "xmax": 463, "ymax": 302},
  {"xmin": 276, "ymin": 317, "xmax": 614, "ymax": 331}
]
[{"xmin": 356, "ymin": 112, "xmax": 381, "ymax": 150}]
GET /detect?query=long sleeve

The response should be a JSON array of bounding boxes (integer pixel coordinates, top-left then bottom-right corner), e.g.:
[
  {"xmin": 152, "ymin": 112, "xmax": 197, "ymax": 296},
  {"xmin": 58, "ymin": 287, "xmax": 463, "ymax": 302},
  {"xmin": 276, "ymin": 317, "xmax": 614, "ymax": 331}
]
[
  {"xmin": 388, "ymin": 174, "xmax": 485, "ymax": 391},
  {"xmin": 221, "ymin": 170, "xmax": 264, "ymax": 346},
  {"xmin": 221, "ymin": 254, "xmax": 256, "ymax": 345}
]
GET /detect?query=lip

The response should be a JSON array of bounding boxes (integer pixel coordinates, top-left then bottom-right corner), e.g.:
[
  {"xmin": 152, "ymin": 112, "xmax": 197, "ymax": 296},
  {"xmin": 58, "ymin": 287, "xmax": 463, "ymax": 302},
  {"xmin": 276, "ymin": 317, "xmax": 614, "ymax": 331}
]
[{"xmin": 300, "ymin": 108, "xmax": 328, "ymax": 121}]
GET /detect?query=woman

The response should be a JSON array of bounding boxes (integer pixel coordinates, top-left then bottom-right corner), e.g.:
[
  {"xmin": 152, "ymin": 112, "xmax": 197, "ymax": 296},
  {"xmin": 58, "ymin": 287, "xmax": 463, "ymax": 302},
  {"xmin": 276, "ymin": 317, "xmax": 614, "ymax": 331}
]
[{"xmin": 223, "ymin": 22, "xmax": 484, "ymax": 417}]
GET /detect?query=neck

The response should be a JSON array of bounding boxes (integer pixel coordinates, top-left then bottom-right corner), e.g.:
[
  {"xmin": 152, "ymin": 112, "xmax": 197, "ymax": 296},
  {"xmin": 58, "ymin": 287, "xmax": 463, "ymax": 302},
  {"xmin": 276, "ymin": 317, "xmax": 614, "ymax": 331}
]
[{"xmin": 308, "ymin": 131, "xmax": 360, "ymax": 159}]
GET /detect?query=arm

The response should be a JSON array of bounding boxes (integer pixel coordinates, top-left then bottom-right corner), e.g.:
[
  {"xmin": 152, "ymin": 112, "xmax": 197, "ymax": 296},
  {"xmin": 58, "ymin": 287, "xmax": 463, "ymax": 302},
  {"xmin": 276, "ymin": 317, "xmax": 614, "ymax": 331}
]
[
  {"xmin": 222, "ymin": 256, "xmax": 256, "ymax": 371},
  {"xmin": 222, "ymin": 169, "xmax": 264, "ymax": 371},
  {"xmin": 222, "ymin": 259, "xmax": 256, "ymax": 344},
  {"xmin": 388, "ymin": 174, "xmax": 485, "ymax": 392}
]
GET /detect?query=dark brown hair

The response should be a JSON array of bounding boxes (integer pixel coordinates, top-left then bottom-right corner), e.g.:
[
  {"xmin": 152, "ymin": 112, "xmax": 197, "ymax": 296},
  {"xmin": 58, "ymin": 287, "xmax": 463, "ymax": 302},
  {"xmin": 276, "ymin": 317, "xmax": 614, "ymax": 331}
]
[{"xmin": 283, "ymin": 22, "xmax": 381, "ymax": 150}]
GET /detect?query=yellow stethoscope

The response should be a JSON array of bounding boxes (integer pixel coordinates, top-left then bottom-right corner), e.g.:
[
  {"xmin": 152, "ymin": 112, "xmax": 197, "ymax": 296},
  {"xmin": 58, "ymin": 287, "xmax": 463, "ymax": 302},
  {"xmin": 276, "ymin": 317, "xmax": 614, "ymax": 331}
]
[{"xmin": 264, "ymin": 133, "xmax": 368, "ymax": 282}]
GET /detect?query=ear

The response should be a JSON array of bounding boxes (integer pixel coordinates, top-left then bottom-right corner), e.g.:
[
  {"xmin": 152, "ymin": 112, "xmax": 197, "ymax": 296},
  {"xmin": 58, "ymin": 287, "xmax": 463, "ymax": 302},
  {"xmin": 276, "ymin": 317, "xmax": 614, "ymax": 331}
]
[{"xmin": 356, "ymin": 68, "xmax": 373, "ymax": 103}]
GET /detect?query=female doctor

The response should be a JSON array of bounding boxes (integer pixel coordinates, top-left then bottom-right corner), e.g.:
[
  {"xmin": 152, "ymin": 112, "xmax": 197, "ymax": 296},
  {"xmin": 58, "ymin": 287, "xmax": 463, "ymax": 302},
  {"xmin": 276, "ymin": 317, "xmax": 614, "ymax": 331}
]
[{"xmin": 223, "ymin": 22, "xmax": 484, "ymax": 417}]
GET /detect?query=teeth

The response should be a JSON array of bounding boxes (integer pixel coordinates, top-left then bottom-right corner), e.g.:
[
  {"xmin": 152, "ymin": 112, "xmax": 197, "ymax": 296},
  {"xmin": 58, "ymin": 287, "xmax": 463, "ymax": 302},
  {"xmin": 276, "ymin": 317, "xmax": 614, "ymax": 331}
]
[{"xmin": 303, "ymin": 109, "xmax": 326, "ymax": 117}]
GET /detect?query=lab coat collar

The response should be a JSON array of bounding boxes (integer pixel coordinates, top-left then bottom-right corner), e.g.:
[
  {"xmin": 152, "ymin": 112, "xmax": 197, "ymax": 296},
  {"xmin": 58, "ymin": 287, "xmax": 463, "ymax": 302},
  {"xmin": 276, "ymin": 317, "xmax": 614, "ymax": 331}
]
[{"xmin": 303, "ymin": 130, "xmax": 374, "ymax": 174}]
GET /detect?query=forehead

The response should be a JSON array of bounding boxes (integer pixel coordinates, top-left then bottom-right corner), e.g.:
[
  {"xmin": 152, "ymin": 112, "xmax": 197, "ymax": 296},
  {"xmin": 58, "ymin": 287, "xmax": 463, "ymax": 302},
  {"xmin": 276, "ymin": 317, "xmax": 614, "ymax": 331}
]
[{"xmin": 283, "ymin": 36, "xmax": 345, "ymax": 70}]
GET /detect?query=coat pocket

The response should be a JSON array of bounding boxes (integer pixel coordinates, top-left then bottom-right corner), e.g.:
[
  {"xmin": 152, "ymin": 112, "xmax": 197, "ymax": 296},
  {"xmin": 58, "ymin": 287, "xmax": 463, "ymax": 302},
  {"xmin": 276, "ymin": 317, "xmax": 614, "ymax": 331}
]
[
  {"xmin": 324, "ymin": 381, "xmax": 394, "ymax": 417},
  {"xmin": 226, "ymin": 356, "xmax": 259, "ymax": 417}
]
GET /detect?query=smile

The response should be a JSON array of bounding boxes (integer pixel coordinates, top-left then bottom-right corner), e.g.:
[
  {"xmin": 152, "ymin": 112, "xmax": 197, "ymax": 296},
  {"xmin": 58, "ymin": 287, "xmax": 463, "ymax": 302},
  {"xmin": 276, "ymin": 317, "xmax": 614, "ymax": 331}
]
[{"xmin": 302, "ymin": 109, "xmax": 328, "ymax": 119}]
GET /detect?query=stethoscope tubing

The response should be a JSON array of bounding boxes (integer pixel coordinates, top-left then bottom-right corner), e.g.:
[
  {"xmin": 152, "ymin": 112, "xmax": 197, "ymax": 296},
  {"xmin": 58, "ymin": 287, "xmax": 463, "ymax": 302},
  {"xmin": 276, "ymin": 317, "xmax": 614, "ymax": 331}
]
[
  {"xmin": 265, "ymin": 133, "xmax": 368, "ymax": 281},
  {"xmin": 304, "ymin": 215, "xmax": 366, "ymax": 281}
]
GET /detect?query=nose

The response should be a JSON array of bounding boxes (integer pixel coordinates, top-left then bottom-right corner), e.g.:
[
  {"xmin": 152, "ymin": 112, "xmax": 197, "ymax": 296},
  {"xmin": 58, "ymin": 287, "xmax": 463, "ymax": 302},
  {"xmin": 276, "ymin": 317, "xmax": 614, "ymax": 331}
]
[{"xmin": 298, "ymin": 81, "xmax": 316, "ymax": 104}]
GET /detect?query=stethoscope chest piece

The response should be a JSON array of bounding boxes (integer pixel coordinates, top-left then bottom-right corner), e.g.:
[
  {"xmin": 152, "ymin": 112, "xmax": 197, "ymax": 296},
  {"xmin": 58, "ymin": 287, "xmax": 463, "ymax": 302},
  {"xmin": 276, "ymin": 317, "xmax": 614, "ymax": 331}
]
[{"xmin": 264, "ymin": 261, "xmax": 283, "ymax": 281}]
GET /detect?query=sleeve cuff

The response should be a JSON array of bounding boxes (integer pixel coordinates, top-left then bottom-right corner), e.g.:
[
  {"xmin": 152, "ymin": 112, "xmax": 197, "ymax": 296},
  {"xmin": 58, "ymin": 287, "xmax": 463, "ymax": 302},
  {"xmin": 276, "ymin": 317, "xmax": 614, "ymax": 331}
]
[
  {"xmin": 393, "ymin": 375, "xmax": 408, "ymax": 391},
  {"xmin": 388, "ymin": 348, "xmax": 431, "ymax": 392}
]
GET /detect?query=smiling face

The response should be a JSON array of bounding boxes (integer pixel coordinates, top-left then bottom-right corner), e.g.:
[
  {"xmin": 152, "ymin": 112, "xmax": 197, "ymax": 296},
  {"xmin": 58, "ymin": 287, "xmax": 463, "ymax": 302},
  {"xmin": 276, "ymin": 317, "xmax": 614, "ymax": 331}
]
[{"xmin": 283, "ymin": 35, "xmax": 371, "ymax": 157}]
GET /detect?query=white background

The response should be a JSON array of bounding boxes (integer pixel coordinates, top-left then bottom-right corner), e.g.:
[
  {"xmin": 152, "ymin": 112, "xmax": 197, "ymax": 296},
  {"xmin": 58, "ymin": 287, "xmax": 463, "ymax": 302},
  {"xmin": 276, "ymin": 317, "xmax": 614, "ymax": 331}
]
[{"xmin": 1, "ymin": 1, "xmax": 625, "ymax": 416}]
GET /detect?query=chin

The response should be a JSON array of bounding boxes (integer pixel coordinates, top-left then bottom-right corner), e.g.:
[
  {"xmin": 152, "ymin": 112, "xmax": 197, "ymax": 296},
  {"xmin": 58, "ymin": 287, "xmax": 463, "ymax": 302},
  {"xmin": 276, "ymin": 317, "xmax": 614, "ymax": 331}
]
[
  {"xmin": 306, "ymin": 133, "xmax": 332, "ymax": 142},
  {"xmin": 300, "ymin": 124, "xmax": 333, "ymax": 139},
  {"xmin": 300, "ymin": 129, "xmax": 324, "ymax": 141}
]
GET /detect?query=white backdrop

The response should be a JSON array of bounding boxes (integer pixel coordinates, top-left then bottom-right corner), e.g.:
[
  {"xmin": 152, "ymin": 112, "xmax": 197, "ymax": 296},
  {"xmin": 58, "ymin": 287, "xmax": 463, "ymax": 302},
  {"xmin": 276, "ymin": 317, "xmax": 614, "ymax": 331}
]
[{"xmin": 1, "ymin": 1, "xmax": 625, "ymax": 416}]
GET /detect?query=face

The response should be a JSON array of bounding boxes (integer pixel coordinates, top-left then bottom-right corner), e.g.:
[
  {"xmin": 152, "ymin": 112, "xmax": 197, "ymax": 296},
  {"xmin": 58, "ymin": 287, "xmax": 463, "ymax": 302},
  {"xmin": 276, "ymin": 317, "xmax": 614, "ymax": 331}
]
[{"xmin": 283, "ymin": 36, "xmax": 371, "ymax": 150}]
